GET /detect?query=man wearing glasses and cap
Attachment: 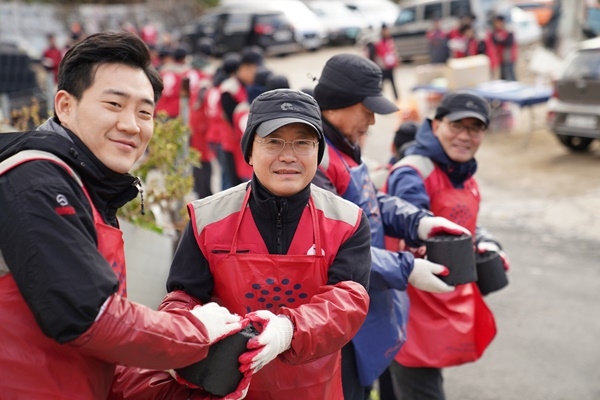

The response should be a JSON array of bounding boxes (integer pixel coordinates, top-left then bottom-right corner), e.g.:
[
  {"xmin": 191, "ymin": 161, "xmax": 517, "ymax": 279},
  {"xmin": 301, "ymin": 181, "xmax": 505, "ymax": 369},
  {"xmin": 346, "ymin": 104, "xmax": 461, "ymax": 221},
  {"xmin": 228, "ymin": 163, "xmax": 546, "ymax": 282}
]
[
  {"xmin": 311, "ymin": 53, "xmax": 472, "ymax": 400},
  {"xmin": 112, "ymin": 89, "xmax": 371, "ymax": 399},
  {"xmin": 384, "ymin": 91, "xmax": 510, "ymax": 400}
]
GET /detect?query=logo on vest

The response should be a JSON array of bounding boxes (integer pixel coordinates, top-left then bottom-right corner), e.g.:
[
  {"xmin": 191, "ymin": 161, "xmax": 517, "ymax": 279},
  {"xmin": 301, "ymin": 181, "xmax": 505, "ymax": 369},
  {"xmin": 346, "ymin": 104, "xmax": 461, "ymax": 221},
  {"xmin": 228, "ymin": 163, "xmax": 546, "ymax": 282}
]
[
  {"xmin": 55, "ymin": 194, "xmax": 76, "ymax": 216},
  {"xmin": 56, "ymin": 194, "xmax": 68, "ymax": 206}
]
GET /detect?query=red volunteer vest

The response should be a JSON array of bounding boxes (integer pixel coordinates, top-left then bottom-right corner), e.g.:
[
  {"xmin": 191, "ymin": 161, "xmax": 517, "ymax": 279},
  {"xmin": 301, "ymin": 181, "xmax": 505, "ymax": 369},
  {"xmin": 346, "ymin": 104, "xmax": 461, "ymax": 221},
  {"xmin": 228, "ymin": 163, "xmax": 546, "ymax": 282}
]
[
  {"xmin": 389, "ymin": 155, "xmax": 497, "ymax": 368},
  {"xmin": 156, "ymin": 68, "xmax": 185, "ymax": 118},
  {"xmin": 0, "ymin": 150, "xmax": 127, "ymax": 398},
  {"xmin": 203, "ymin": 85, "xmax": 227, "ymax": 146},
  {"xmin": 189, "ymin": 74, "xmax": 216, "ymax": 163},
  {"xmin": 375, "ymin": 37, "xmax": 399, "ymax": 69},
  {"xmin": 189, "ymin": 184, "xmax": 362, "ymax": 400},
  {"xmin": 219, "ymin": 77, "xmax": 248, "ymax": 152}
]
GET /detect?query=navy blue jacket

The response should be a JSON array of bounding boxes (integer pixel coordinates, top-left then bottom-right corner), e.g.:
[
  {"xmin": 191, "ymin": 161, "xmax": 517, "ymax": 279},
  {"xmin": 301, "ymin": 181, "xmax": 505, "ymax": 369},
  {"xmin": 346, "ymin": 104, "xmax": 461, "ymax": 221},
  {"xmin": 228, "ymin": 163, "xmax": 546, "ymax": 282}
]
[{"xmin": 386, "ymin": 119, "xmax": 499, "ymax": 246}]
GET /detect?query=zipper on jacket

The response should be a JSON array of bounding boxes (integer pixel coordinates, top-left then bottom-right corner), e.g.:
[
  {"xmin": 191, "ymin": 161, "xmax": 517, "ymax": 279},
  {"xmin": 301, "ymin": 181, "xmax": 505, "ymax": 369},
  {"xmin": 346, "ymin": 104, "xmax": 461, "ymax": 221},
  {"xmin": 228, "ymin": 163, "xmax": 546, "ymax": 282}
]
[
  {"xmin": 132, "ymin": 177, "xmax": 145, "ymax": 215},
  {"xmin": 276, "ymin": 210, "xmax": 283, "ymax": 254}
]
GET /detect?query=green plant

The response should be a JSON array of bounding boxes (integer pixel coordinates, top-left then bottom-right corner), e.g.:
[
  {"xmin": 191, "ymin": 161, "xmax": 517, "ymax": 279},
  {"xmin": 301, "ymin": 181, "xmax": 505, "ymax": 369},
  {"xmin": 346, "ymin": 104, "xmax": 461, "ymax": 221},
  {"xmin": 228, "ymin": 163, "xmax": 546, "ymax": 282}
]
[{"xmin": 118, "ymin": 113, "xmax": 200, "ymax": 234}]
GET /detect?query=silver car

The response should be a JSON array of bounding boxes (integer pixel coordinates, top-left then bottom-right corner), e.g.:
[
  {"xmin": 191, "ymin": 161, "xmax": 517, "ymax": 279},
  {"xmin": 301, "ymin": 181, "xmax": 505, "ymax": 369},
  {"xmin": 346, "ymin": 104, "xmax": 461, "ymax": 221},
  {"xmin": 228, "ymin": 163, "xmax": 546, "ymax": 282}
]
[{"xmin": 547, "ymin": 37, "xmax": 600, "ymax": 151}]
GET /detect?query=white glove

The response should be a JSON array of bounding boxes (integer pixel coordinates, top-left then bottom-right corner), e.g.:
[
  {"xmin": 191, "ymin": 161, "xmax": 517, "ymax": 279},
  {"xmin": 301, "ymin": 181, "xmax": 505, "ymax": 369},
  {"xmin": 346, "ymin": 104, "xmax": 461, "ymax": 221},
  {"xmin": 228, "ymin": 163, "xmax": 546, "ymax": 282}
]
[
  {"xmin": 409, "ymin": 258, "xmax": 455, "ymax": 293},
  {"xmin": 239, "ymin": 310, "xmax": 294, "ymax": 373},
  {"xmin": 417, "ymin": 216, "xmax": 471, "ymax": 240},
  {"xmin": 190, "ymin": 302, "xmax": 243, "ymax": 343},
  {"xmin": 477, "ymin": 241, "xmax": 511, "ymax": 271}
]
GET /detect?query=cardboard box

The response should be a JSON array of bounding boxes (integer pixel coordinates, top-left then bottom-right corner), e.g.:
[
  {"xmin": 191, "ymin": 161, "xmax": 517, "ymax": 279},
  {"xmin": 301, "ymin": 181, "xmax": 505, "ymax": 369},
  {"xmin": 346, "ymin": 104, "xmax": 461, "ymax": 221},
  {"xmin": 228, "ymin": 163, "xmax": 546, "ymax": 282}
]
[
  {"xmin": 415, "ymin": 63, "xmax": 447, "ymax": 86},
  {"xmin": 444, "ymin": 55, "xmax": 491, "ymax": 90}
]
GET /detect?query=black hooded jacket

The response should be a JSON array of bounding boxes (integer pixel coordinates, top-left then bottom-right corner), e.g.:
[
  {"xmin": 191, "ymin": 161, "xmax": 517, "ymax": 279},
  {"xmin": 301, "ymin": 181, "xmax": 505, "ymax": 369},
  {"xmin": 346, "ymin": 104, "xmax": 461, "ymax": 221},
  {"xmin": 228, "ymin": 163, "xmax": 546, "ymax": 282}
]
[{"xmin": 0, "ymin": 118, "xmax": 141, "ymax": 343}]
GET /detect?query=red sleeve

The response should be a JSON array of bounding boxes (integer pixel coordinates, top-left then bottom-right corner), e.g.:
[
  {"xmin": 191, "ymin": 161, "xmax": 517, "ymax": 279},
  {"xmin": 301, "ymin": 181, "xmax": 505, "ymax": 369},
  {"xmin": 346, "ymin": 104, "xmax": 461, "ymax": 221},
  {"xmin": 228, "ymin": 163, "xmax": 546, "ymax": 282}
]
[
  {"xmin": 109, "ymin": 367, "xmax": 195, "ymax": 400},
  {"xmin": 158, "ymin": 289, "xmax": 203, "ymax": 312},
  {"xmin": 67, "ymin": 294, "xmax": 211, "ymax": 370},
  {"xmin": 106, "ymin": 292, "xmax": 216, "ymax": 400},
  {"xmin": 278, "ymin": 281, "xmax": 369, "ymax": 365}
]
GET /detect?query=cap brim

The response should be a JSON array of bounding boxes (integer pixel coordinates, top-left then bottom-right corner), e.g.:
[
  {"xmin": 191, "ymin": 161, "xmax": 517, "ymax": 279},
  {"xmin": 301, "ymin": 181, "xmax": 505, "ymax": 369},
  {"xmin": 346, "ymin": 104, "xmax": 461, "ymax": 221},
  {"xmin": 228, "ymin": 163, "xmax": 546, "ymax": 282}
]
[
  {"xmin": 256, "ymin": 117, "xmax": 321, "ymax": 138},
  {"xmin": 446, "ymin": 111, "xmax": 489, "ymax": 126},
  {"xmin": 362, "ymin": 95, "xmax": 398, "ymax": 115}
]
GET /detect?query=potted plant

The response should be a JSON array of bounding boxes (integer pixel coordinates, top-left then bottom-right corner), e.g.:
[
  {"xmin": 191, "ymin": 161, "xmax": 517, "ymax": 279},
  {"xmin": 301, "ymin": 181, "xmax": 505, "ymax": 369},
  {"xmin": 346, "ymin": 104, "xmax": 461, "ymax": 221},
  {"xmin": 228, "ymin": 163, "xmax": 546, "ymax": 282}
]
[{"xmin": 119, "ymin": 114, "xmax": 200, "ymax": 309}]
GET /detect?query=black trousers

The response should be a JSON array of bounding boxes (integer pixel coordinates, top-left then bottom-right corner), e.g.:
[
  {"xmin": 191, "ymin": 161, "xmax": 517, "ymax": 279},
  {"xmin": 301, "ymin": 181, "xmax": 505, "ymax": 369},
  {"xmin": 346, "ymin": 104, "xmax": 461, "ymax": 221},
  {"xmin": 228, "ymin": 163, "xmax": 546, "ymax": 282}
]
[
  {"xmin": 223, "ymin": 150, "xmax": 242, "ymax": 188},
  {"xmin": 342, "ymin": 343, "xmax": 373, "ymax": 400},
  {"xmin": 378, "ymin": 366, "xmax": 398, "ymax": 399},
  {"xmin": 389, "ymin": 360, "xmax": 445, "ymax": 400},
  {"xmin": 192, "ymin": 162, "xmax": 212, "ymax": 199},
  {"xmin": 381, "ymin": 68, "xmax": 399, "ymax": 100}
]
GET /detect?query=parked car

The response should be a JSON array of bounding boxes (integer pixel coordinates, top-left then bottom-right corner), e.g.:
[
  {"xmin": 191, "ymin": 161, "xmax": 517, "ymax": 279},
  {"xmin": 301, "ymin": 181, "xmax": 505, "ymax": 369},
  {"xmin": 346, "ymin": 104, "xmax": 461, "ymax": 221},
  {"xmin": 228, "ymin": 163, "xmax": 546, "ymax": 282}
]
[
  {"xmin": 305, "ymin": 0, "xmax": 368, "ymax": 45},
  {"xmin": 221, "ymin": 0, "xmax": 328, "ymax": 51},
  {"xmin": 546, "ymin": 37, "xmax": 600, "ymax": 152},
  {"xmin": 179, "ymin": 7, "xmax": 301, "ymax": 57}
]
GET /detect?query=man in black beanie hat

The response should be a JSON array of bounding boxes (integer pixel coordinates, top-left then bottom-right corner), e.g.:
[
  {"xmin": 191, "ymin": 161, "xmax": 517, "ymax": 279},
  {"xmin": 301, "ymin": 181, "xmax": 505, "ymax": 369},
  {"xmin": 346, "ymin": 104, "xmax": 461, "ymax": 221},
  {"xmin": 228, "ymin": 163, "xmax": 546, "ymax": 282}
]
[
  {"xmin": 124, "ymin": 89, "xmax": 371, "ymax": 398},
  {"xmin": 311, "ymin": 53, "xmax": 471, "ymax": 400}
]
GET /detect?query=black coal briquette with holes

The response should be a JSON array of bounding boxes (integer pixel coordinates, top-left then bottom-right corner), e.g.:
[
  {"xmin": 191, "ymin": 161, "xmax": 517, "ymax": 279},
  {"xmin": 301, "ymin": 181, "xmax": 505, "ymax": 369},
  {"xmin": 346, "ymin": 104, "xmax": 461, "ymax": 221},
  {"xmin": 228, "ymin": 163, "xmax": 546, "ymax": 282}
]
[
  {"xmin": 425, "ymin": 234, "xmax": 477, "ymax": 285},
  {"xmin": 175, "ymin": 325, "xmax": 259, "ymax": 396},
  {"xmin": 475, "ymin": 250, "xmax": 508, "ymax": 295}
]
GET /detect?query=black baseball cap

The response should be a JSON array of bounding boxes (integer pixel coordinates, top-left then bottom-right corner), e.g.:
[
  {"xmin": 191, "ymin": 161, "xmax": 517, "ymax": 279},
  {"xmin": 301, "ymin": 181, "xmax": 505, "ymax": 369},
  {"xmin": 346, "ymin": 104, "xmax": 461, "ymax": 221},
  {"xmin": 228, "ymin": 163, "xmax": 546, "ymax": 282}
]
[
  {"xmin": 240, "ymin": 46, "xmax": 263, "ymax": 65},
  {"xmin": 266, "ymin": 74, "xmax": 290, "ymax": 91},
  {"xmin": 173, "ymin": 47, "xmax": 188, "ymax": 61},
  {"xmin": 241, "ymin": 89, "xmax": 325, "ymax": 164},
  {"xmin": 222, "ymin": 52, "xmax": 241, "ymax": 74},
  {"xmin": 314, "ymin": 53, "xmax": 398, "ymax": 114},
  {"xmin": 434, "ymin": 91, "xmax": 490, "ymax": 127}
]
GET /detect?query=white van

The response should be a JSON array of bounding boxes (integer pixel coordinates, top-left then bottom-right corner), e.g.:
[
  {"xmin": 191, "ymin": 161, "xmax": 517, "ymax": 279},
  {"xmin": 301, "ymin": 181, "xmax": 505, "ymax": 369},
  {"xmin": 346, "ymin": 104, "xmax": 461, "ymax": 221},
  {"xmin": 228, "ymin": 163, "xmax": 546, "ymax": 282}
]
[{"xmin": 220, "ymin": 0, "xmax": 329, "ymax": 50}]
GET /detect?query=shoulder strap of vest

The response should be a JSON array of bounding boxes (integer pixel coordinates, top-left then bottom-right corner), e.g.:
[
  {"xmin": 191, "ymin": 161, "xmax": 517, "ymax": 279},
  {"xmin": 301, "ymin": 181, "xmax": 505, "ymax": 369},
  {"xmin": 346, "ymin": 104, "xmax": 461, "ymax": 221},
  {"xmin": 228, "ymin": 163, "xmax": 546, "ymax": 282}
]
[
  {"xmin": 391, "ymin": 154, "xmax": 435, "ymax": 180},
  {"xmin": 0, "ymin": 149, "xmax": 83, "ymax": 187},
  {"xmin": 189, "ymin": 183, "xmax": 248, "ymax": 233},
  {"xmin": 310, "ymin": 184, "xmax": 361, "ymax": 226}
]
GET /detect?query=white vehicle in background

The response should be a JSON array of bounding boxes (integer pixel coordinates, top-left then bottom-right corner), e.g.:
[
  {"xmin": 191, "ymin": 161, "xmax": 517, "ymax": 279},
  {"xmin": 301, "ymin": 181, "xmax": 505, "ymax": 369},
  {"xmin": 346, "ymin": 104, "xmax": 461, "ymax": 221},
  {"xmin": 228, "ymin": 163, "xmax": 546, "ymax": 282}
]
[
  {"xmin": 221, "ymin": 0, "xmax": 328, "ymax": 51},
  {"xmin": 341, "ymin": 0, "xmax": 400, "ymax": 31},
  {"xmin": 305, "ymin": 0, "xmax": 369, "ymax": 45}
]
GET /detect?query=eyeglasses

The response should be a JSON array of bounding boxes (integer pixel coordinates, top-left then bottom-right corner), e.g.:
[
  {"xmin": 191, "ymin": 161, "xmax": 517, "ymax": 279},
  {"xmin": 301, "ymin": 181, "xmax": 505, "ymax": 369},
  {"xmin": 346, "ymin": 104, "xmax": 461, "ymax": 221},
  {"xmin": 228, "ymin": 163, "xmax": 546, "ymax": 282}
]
[
  {"xmin": 446, "ymin": 120, "xmax": 487, "ymax": 136},
  {"xmin": 255, "ymin": 138, "xmax": 319, "ymax": 155}
]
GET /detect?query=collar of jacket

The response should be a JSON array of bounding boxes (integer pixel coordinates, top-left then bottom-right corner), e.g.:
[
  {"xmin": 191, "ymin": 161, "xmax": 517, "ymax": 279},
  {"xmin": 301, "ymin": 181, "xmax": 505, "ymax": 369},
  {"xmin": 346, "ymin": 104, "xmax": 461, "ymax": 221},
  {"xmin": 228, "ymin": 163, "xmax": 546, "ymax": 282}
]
[
  {"xmin": 249, "ymin": 176, "xmax": 310, "ymax": 225},
  {"xmin": 322, "ymin": 117, "xmax": 362, "ymax": 164},
  {"xmin": 407, "ymin": 118, "xmax": 478, "ymax": 187},
  {"xmin": 5, "ymin": 118, "xmax": 140, "ymax": 224}
]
